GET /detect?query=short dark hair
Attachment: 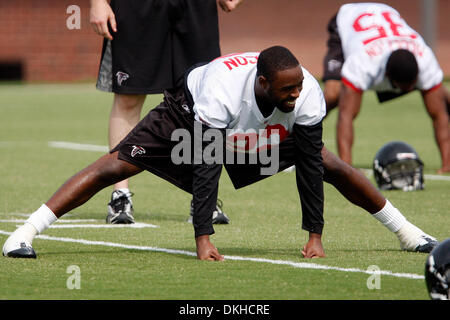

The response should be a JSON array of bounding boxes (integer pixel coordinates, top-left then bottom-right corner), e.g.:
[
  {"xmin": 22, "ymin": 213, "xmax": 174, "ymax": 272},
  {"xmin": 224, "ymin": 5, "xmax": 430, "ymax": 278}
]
[
  {"xmin": 257, "ymin": 46, "xmax": 299, "ymax": 81},
  {"xmin": 386, "ymin": 49, "xmax": 418, "ymax": 84}
]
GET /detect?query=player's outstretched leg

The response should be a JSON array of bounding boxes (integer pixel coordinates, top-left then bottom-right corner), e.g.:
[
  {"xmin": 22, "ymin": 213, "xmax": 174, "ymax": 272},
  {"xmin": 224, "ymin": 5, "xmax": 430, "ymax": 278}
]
[
  {"xmin": 2, "ymin": 151, "xmax": 143, "ymax": 258},
  {"xmin": 322, "ymin": 146, "xmax": 438, "ymax": 253}
]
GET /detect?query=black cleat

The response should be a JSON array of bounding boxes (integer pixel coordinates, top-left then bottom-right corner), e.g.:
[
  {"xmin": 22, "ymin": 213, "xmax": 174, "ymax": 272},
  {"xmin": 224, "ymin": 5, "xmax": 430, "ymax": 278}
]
[
  {"xmin": 413, "ymin": 236, "xmax": 439, "ymax": 253},
  {"xmin": 3, "ymin": 241, "xmax": 36, "ymax": 259},
  {"xmin": 106, "ymin": 190, "xmax": 135, "ymax": 224}
]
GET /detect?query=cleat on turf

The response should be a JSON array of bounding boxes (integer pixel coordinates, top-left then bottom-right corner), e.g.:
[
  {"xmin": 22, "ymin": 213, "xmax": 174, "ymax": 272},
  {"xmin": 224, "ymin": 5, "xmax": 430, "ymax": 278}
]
[
  {"xmin": 106, "ymin": 190, "xmax": 135, "ymax": 224},
  {"xmin": 188, "ymin": 199, "xmax": 230, "ymax": 224},
  {"xmin": 396, "ymin": 221, "xmax": 438, "ymax": 253},
  {"xmin": 409, "ymin": 235, "xmax": 439, "ymax": 253},
  {"xmin": 3, "ymin": 235, "xmax": 36, "ymax": 259}
]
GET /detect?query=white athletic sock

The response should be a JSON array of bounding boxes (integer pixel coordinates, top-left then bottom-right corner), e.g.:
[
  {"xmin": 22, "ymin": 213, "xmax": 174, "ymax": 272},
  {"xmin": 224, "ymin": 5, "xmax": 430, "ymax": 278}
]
[
  {"xmin": 372, "ymin": 200, "xmax": 407, "ymax": 233},
  {"xmin": 13, "ymin": 223, "xmax": 38, "ymax": 245},
  {"xmin": 26, "ymin": 204, "xmax": 58, "ymax": 234}
]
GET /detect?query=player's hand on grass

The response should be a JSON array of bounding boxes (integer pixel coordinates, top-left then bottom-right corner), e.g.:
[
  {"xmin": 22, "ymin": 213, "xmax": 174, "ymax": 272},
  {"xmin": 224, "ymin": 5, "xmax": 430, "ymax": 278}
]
[
  {"xmin": 218, "ymin": 0, "xmax": 244, "ymax": 12},
  {"xmin": 90, "ymin": 0, "xmax": 117, "ymax": 40},
  {"xmin": 196, "ymin": 235, "xmax": 224, "ymax": 261},
  {"xmin": 301, "ymin": 233, "xmax": 325, "ymax": 258}
]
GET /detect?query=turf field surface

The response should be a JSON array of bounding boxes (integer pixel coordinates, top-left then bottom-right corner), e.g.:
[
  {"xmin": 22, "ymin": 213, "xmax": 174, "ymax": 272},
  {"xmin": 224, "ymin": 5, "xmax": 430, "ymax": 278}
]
[{"xmin": 0, "ymin": 82, "xmax": 449, "ymax": 301}]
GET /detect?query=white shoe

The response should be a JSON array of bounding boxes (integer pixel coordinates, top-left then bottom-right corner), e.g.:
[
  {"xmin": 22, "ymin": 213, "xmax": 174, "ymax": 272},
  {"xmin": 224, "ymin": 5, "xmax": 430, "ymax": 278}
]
[
  {"xmin": 2, "ymin": 227, "xmax": 37, "ymax": 259},
  {"xmin": 396, "ymin": 221, "xmax": 439, "ymax": 253}
]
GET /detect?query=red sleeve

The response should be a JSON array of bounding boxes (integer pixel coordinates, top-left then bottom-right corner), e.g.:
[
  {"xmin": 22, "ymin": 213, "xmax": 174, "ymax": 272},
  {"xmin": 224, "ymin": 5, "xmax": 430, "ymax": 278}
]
[
  {"xmin": 342, "ymin": 77, "xmax": 363, "ymax": 93},
  {"xmin": 422, "ymin": 83, "xmax": 442, "ymax": 94}
]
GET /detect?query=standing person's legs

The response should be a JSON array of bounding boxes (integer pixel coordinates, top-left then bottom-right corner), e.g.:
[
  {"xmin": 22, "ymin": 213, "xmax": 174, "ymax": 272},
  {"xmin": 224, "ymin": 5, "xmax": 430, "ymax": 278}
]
[
  {"xmin": 105, "ymin": 94, "xmax": 146, "ymax": 224},
  {"xmin": 96, "ymin": 0, "xmax": 171, "ymax": 224},
  {"xmin": 109, "ymin": 93, "xmax": 146, "ymax": 190}
]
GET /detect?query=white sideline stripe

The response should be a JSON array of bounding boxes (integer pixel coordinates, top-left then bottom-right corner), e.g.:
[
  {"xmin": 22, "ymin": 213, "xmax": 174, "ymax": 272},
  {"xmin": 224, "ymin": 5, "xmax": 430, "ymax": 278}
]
[
  {"xmin": 360, "ymin": 168, "xmax": 450, "ymax": 181},
  {"xmin": 19, "ymin": 223, "xmax": 156, "ymax": 229},
  {"xmin": 9, "ymin": 213, "xmax": 98, "ymax": 219},
  {"xmin": 0, "ymin": 220, "xmax": 158, "ymax": 229},
  {"xmin": 0, "ymin": 219, "xmax": 98, "ymax": 223},
  {"xmin": 44, "ymin": 223, "xmax": 157, "ymax": 229},
  {"xmin": 48, "ymin": 141, "xmax": 109, "ymax": 153},
  {"xmin": 0, "ymin": 230, "xmax": 424, "ymax": 280},
  {"xmin": 423, "ymin": 174, "xmax": 450, "ymax": 181},
  {"xmin": 284, "ymin": 167, "xmax": 450, "ymax": 181},
  {"xmin": 9, "ymin": 213, "xmax": 36, "ymax": 217}
]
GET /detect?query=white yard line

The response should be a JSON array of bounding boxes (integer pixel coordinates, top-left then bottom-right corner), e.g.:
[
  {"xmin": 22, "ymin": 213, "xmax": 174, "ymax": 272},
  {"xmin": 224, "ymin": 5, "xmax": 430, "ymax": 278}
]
[
  {"xmin": 360, "ymin": 168, "xmax": 450, "ymax": 181},
  {"xmin": 48, "ymin": 141, "xmax": 109, "ymax": 153},
  {"xmin": 0, "ymin": 219, "xmax": 97, "ymax": 223},
  {"xmin": 45, "ymin": 223, "xmax": 157, "ymax": 229},
  {"xmin": 423, "ymin": 173, "xmax": 450, "ymax": 181},
  {"xmin": 0, "ymin": 230, "xmax": 424, "ymax": 280},
  {"xmin": 0, "ymin": 219, "xmax": 158, "ymax": 229}
]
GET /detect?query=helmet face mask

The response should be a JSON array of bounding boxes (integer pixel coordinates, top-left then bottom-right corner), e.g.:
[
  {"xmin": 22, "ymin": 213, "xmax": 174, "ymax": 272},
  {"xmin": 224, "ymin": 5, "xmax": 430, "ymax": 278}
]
[
  {"xmin": 373, "ymin": 141, "xmax": 424, "ymax": 191},
  {"xmin": 425, "ymin": 239, "xmax": 450, "ymax": 300},
  {"xmin": 386, "ymin": 159, "xmax": 423, "ymax": 190}
]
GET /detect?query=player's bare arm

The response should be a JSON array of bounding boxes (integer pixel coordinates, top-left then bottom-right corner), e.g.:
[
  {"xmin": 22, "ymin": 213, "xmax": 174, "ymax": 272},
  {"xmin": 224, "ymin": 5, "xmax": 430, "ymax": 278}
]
[
  {"xmin": 218, "ymin": 0, "xmax": 244, "ymax": 12},
  {"xmin": 337, "ymin": 83, "xmax": 363, "ymax": 165},
  {"xmin": 90, "ymin": 0, "xmax": 117, "ymax": 40},
  {"xmin": 421, "ymin": 86, "xmax": 450, "ymax": 173}
]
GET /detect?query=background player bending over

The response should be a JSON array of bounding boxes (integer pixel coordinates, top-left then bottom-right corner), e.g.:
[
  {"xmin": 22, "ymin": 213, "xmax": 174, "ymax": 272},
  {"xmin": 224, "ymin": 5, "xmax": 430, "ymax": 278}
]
[{"xmin": 322, "ymin": 2, "xmax": 450, "ymax": 173}]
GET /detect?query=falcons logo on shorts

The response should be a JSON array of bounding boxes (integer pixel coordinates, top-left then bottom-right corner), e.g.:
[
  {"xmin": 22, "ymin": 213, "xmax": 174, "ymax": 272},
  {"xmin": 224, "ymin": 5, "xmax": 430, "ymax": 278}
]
[
  {"xmin": 131, "ymin": 145, "xmax": 145, "ymax": 157},
  {"xmin": 116, "ymin": 71, "xmax": 129, "ymax": 86}
]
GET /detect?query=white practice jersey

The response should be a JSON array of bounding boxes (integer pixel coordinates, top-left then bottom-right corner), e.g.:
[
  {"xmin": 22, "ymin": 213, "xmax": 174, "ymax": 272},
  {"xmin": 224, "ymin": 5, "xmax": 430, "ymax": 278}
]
[
  {"xmin": 336, "ymin": 2, "xmax": 443, "ymax": 92},
  {"xmin": 187, "ymin": 52, "xmax": 326, "ymax": 153}
]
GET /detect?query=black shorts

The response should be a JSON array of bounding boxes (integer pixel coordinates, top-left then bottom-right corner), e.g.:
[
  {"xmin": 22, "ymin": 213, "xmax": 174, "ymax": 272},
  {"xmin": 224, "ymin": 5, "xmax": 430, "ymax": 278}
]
[
  {"xmin": 111, "ymin": 86, "xmax": 296, "ymax": 194},
  {"xmin": 96, "ymin": 0, "xmax": 221, "ymax": 94},
  {"xmin": 322, "ymin": 14, "xmax": 344, "ymax": 82}
]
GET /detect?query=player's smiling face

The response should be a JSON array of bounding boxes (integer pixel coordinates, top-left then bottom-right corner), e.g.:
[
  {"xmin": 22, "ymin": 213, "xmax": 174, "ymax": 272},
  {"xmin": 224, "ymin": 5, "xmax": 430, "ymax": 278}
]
[{"xmin": 266, "ymin": 66, "xmax": 304, "ymax": 113}]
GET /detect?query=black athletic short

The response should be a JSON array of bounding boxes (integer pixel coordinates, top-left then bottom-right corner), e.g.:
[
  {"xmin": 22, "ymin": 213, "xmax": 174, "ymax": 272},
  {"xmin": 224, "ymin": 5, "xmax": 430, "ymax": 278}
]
[
  {"xmin": 96, "ymin": 0, "xmax": 221, "ymax": 94},
  {"xmin": 111, "ymin": 86, "xmax": 297, "ymax": 194},
  {"xmin": 322, "ymin": 14, "xmax": 344, "ymax": 82}
]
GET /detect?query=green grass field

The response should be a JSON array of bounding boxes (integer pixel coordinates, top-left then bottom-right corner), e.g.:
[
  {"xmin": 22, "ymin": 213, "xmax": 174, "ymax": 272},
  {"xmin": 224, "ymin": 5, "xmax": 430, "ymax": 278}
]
[{"xmin": 0, "ymin": 82, "xmax": 449, "ymax": 301}]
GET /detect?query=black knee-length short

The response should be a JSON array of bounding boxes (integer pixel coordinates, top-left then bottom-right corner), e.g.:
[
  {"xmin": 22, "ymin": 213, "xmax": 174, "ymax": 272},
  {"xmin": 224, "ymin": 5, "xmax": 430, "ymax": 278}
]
[{"xmin": 96, "ymin": 0, "xmax": 221, "ymax": 94}]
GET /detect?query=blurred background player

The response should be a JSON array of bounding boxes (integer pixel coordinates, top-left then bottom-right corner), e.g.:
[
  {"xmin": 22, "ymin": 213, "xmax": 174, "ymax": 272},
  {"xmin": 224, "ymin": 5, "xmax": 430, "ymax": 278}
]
[
  {"xmin": 322, "ymin": 2, "xmax": 450, "ymax": 173},
  {"xmin": 89, "ymin": 0, "xmax": 243, "ymax": 224}
]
